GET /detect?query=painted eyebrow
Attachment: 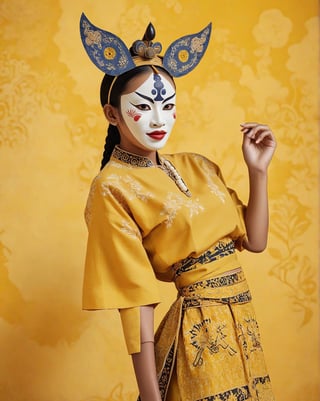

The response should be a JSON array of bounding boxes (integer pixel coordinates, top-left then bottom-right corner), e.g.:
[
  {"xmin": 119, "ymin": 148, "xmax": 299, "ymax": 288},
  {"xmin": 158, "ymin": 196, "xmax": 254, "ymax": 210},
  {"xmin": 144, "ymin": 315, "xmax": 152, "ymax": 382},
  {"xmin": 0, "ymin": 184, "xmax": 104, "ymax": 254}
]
[
  {"xmin": 135, "ymin": 91, "xmax": 154, "ymax": 103},
  {"xmin": 162, "ymin": 93, "xmax": 176, "ymax": 104},
  {"xmin": 134, "ymin": 91, "xmax": 176, "ymax": 104}
]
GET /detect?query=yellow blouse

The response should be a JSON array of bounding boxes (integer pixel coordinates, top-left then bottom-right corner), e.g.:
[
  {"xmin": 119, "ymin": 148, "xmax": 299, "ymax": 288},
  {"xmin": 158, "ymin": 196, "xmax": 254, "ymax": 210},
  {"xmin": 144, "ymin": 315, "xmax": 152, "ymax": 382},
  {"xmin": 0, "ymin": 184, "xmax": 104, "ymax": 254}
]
[{"xmin": 83, "ymin": 146, "xmax": 247, "ymax": 353}]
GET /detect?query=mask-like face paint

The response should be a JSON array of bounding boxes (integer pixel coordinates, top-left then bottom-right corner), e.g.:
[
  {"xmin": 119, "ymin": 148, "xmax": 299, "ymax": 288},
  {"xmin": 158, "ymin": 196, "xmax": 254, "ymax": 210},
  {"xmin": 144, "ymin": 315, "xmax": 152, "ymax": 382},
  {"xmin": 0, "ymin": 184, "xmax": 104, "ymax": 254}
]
[{"xmin": 120, "ymin": 73, "xmax": 176, "ymax": 151}]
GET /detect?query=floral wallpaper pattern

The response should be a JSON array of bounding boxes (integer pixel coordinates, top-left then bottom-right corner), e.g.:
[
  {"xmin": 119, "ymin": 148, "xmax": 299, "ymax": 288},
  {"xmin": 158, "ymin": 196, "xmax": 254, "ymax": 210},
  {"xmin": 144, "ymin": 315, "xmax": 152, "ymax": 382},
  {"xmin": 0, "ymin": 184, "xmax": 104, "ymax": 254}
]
[{"xmin": 0, "ymin": 1, "xmax": 318, "ymax": 400}]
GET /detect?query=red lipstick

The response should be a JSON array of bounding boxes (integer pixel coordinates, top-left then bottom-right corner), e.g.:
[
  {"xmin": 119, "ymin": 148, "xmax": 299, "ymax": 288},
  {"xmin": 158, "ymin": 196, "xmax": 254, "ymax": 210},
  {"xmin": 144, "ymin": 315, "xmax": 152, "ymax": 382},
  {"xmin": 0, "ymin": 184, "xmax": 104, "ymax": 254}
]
[{"xmin": 147, "ymin": 130, "xmax": 167, "ymax": 140}]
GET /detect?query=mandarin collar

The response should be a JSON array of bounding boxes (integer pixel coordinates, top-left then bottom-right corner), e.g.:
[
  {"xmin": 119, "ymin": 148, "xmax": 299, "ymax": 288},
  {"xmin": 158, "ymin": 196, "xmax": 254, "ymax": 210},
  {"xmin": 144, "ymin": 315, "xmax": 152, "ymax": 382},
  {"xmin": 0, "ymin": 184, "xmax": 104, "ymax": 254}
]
[{"xmin": 111, "ymin": 145, "xmax": 161, "ymax": 168}]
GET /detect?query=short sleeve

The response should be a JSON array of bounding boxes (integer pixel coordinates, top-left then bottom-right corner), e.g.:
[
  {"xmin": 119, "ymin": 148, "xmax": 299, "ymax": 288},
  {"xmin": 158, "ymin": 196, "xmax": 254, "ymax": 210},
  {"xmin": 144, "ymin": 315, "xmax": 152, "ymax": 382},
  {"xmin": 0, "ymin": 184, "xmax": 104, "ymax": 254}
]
[
  {"xmin": 215, "ymin": 165, "xmax": 248, "ymax": 251},
  {"xmin": 82, "ymin": 176, "xmax": 161, "ymax": 311}
]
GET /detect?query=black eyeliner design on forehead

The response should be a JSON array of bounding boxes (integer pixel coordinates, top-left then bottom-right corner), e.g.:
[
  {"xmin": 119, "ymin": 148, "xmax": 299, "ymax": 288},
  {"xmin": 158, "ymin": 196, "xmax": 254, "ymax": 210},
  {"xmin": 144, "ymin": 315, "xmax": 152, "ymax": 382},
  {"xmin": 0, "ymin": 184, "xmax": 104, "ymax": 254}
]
[{"xmin": 134, "ymin": 91, "xmax": 176, "ymax": 104}]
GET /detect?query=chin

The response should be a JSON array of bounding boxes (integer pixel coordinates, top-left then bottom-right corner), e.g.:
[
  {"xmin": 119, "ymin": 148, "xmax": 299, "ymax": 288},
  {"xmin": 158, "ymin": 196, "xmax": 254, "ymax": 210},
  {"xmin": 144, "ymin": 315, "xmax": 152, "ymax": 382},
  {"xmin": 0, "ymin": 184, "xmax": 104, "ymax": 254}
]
[{"xmin": 146, "ymin": 141, "xmax": 169, "ymax": 151}]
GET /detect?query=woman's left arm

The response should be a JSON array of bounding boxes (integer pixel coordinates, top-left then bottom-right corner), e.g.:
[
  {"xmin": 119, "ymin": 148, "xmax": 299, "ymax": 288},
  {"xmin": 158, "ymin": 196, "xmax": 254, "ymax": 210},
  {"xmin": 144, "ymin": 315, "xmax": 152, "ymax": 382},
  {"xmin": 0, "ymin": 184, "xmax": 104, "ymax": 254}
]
[{"xmin": 240, "ymin": 122, "xmax": 277, "ymax": 253}]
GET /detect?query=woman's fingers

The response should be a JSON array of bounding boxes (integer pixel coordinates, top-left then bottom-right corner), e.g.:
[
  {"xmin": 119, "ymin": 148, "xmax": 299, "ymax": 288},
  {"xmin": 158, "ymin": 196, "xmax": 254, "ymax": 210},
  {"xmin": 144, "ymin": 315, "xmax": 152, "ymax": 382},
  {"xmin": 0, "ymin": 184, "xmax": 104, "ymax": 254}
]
[{"xmin": 240, "ymin": 123, "xmax": 275, "ymax": 145}]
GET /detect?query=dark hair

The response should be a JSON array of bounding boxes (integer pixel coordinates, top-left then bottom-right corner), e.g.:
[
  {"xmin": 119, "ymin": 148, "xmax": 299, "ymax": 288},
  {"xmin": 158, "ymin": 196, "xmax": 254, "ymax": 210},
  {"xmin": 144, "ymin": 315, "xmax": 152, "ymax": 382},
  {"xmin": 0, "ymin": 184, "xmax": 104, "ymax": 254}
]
[{"xmin": 99, "ymin": 65, "xmax": 174, "ymax": 170}]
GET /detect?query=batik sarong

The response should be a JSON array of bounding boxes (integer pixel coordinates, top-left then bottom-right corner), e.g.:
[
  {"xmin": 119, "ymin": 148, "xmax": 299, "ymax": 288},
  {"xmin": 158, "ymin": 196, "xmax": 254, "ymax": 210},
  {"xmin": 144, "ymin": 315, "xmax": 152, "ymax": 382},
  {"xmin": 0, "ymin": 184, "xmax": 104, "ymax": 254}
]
[{"xmin": 154, "ymin": 269, "xmax": 275, "ymax": 401}]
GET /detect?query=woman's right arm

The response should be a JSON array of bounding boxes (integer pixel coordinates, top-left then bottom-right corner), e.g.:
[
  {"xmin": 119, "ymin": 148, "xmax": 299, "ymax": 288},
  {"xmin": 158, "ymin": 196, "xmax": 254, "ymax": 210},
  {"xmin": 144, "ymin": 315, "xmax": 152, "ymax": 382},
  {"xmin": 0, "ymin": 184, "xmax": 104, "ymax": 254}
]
[{"xmin": 131, "ymin": 305, "xmax": 162, "ymax": 401}]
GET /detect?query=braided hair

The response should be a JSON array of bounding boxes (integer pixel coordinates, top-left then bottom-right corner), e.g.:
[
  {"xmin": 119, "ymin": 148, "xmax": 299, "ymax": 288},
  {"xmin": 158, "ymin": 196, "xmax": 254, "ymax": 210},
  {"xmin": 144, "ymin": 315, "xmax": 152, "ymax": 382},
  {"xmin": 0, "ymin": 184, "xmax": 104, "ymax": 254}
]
[{"xmin": 99, "ymin": 65, "xmax": 174, "ymax": 170}]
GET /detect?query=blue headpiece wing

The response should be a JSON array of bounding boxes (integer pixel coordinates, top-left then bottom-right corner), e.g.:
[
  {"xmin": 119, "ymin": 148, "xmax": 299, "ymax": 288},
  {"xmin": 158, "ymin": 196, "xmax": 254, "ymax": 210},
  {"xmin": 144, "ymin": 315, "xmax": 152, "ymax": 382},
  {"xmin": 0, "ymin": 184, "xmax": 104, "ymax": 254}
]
[
  {"xmin": 163, "ymin": 23, "xmax": 212, "ymax": 77},
  {"xmin": 80, "ymin": 13, "xmax": 136, "ymax": 76}
]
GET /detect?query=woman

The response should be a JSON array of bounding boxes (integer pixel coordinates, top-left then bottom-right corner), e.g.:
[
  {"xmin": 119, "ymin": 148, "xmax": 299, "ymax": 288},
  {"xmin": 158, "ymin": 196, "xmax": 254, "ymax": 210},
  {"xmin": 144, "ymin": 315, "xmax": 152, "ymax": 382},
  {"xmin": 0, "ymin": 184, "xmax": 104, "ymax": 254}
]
[{"xmin": 80, "ymin": 14, "xmax": 276, "ymax": 401}]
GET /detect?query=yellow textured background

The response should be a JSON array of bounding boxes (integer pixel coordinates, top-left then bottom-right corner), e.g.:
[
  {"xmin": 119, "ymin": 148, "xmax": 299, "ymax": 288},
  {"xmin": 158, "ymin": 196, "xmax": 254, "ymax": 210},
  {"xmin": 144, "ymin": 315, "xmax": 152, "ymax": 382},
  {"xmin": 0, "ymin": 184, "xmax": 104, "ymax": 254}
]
[{"xmin": 0, "ymin": 1, "xmax": 319, "ymax": 400}]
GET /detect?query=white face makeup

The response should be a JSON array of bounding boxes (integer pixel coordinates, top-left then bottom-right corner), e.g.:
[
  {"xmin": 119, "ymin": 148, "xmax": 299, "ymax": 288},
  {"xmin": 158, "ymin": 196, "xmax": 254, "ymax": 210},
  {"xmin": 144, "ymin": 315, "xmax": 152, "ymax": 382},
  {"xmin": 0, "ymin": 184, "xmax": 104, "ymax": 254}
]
[{"xmin": 120, "ymin": 73, "xmax": 176, "ymax": 151}]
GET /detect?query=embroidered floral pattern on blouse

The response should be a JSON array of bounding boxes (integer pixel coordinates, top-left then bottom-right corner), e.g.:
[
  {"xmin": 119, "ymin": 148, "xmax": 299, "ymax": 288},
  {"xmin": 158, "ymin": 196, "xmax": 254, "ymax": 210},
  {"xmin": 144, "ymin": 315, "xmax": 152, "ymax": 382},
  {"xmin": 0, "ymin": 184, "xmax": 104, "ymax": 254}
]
[
  {"xmin": 160, "ymin": 192, "xmax": 204, "ymax": 227},
  {"xmin": 84, "ymin": 176, "xmax": 99, "ymax": 227},
  {"xmin": 111, "ymin": 146, "xmax": 192, "ymax": 197},
  {"xmin": 103, "ymin": 184, "xmax": 132, "ymax": 214},
  {"xmin": 101, "ymin": 174, "xmax": 154, "ymax": 202},
  {"xmin": 120, "ymin": 219, "xmax": 142, "ymax": 240},
  {"xmin": 192, "ymin": 154, "xmax": 226, "ymax": 203}
]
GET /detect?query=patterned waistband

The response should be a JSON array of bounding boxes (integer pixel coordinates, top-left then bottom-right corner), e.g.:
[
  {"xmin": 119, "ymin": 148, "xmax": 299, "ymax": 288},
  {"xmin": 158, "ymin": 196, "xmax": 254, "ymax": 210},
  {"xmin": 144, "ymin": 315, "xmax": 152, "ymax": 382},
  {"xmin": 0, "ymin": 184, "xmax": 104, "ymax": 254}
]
[
  {"xmin": 179, "ymin": 270, "xmax": 245, "ymax": 294},
  {"xmin": 179, "ymin": 270, "xmax": 252, "ymax": 308},
  {"xmin": 172, "ymin": 240, "xmax": 236, "ymax": 278}
]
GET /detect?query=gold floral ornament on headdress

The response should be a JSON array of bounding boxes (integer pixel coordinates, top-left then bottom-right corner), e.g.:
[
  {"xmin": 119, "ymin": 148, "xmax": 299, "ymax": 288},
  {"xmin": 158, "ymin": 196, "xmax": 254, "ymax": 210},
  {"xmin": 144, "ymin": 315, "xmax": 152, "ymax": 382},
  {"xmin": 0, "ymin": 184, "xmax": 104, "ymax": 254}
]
[{"xmin": 80, "ymin": 13, "xmax": 212, "ymax": 77}]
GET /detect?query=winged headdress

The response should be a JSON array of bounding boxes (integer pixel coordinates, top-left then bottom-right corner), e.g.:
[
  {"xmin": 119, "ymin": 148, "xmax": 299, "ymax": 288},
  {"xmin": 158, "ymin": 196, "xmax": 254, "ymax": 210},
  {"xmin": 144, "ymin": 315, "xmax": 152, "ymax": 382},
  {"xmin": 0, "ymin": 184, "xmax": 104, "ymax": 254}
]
[{"xmin": 80, "ymin": 13, "xmax": 212, "ymax": 78}]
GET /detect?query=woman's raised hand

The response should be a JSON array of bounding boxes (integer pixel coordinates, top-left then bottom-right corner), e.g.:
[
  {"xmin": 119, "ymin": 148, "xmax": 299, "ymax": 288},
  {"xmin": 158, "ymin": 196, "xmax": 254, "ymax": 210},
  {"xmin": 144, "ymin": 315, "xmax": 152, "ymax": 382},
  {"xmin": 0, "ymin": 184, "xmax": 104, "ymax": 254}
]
[{"xmin": 240, "ymin": 122, "xmax": 277, "ymax": 172}]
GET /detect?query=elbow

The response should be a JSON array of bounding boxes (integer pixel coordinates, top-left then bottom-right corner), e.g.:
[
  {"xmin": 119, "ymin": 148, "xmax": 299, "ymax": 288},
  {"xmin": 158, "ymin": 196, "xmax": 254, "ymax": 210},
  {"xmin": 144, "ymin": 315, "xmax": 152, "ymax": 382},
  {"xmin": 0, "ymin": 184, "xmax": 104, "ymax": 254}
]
[
  {"xmin": 243, "ymin": 238, "xmax": 267, "ymax": 253},
  {"xmin": 249, "ymin": 245, "xmax": 266, "ymax": 253}
]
